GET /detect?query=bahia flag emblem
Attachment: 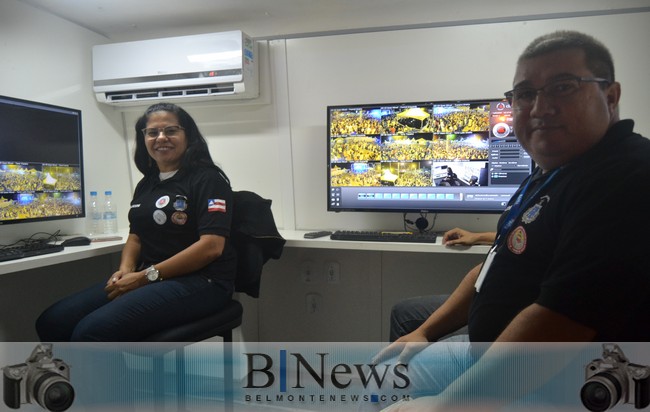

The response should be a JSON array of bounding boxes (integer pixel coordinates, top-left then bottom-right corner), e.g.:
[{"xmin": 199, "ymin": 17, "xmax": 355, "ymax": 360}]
[{"xmin": 208, "ymin": 198, "xmax": 226, "ymax": 213}]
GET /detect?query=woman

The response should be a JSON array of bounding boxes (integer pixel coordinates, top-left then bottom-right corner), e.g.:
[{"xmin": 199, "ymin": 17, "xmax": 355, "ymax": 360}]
[{"xmin": 36, "ymin": 103, "xmax": 236, "ymax": 341}]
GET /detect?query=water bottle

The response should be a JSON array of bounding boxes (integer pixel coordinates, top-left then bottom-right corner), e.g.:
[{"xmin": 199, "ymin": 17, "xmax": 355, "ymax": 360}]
[
  {"xmin": 88, "ymin": 191, "xmax": 103, "ymax": 236},
  {"xmin": 102, "ymin": 190, "xmax": 118, "ymax": 234}
]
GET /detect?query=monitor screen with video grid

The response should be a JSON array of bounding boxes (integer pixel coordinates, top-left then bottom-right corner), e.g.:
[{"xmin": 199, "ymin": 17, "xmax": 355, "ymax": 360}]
[{"xmin": 327, "ymin": 98, "xmax": 533, "ymax": 214}]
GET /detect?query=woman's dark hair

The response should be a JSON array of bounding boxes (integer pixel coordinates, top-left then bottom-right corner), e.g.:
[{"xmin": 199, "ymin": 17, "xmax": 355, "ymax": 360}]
[
  {"xmin": 519, "ymin": 30, "xmax": 615, "ymax": 83},
  {"xmin": 133, "ymin": 103, "xmax": 229, "ymax": 182}
]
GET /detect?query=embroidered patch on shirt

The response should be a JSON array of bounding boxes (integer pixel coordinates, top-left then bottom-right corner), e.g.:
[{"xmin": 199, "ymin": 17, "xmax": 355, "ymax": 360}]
[
  {"xmin": 507, "ymin": 225, "xmax": 527, "ymax": 255},
  {"xmin": 522, "ymin": 195, "xmax": 550, "ymax": 224},
  {"xmin": 208, "ymin": 199, "xmax": 226, "ymax": 213}
]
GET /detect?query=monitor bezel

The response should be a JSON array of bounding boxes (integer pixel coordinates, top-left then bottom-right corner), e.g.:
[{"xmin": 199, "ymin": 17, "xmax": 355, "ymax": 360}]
[{"xmin": 0, "ymin": 94, "xmax": 85, "ymax": 226}]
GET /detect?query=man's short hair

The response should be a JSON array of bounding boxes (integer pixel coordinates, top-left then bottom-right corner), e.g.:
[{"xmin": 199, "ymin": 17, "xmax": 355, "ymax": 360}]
[{"xmin": 519, "ymin": 30, "xmax": 615, "ymax": 82}]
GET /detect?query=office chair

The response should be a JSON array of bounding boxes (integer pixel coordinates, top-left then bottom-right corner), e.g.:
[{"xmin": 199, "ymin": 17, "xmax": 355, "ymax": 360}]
[{"xmin": 139, "ymin": 191, "xmax": 285, "ymax": 412}]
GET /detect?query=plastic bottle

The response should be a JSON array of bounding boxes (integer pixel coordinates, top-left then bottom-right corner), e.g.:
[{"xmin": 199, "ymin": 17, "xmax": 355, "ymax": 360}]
[
  {"xmin": 102, "ymin": 190, "xmax": 118, "ymax": 234},
  {"xmin": 88, "ymin": 191, "xmax": 103, "ymax": 236}
]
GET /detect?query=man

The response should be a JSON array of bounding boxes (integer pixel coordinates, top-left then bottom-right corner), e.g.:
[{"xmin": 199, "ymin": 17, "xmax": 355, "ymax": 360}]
[{"xmin": 376, "ymin": 30, "xmax": 650, "ymax": 411}]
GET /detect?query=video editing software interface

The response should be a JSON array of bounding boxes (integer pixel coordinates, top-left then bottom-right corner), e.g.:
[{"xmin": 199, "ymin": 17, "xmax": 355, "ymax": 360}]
[
  {"xmin": 327, "ymin": 99, "xmax": 533, "ymax": 213},
  {"xmin": 0, "ymin": 95, "xmax": 85, "ymax": 225}
]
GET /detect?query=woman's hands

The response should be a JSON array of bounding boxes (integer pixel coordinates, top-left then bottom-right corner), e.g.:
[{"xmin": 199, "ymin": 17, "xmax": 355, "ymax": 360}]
[
  {"xmin": 103, "ymin": 233, "xmax": 225, "ymax": 300},
  {"xmin": 104, "ymin": 268, "xmax": 147, "ymax": 300}
]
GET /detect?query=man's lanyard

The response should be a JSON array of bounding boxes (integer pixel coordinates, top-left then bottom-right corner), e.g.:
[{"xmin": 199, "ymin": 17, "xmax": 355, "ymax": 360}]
[
  {"xmin": 494, "ymin": 167, "xmax": 561, "ymax": 249},
  {"xmin": 475, "ymin": 167, "xmax": 561, "ymax": 292}
]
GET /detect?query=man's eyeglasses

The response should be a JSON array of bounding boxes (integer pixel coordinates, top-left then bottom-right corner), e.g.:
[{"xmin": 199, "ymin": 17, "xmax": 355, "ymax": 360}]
[
  {"xmin": 142, "ymin": 125, "xmax": 185, "ymax": 139},
  {"xmin": 504, "ymin": 76, "xmax": 611, "ymax": 109}
]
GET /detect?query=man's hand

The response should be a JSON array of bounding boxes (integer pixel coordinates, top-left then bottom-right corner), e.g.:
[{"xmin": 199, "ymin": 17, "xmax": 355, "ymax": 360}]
[
  {"xmin": 442, "ymin": 228, "xmax": 495, "ymax": 246},
  {"xmin": 372, "ymin": 330, "xmax": 430, "ymax": 365}
]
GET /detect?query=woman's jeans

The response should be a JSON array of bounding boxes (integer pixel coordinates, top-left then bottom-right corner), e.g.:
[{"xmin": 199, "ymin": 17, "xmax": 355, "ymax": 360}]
[{"xmin": 36, "ymin": 274, "xmax": 233, "ymax": 341}]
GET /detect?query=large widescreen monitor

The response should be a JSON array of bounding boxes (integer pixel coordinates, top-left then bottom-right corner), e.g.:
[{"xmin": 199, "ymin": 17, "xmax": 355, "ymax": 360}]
[
  {"xmin": 0, "ymin": 95, "xmax": 85, "ymax": 226},
  {"xmin": 327, "ymin": 99, "xmax": 533, "ymax": 214}
]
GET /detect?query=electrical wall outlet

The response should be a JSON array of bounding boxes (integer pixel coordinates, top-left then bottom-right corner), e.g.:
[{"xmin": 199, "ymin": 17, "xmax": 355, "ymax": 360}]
[
  {"xmin": 300, "ymin": 260, "xmax": 317, "ymax": 283},
  {"xmin": 305, "ymin": 293, "xmax": 323, "ymax": 313},
  {"xmin": 325, "ymin": 261, "xmax": 340, "ymax": 283}
]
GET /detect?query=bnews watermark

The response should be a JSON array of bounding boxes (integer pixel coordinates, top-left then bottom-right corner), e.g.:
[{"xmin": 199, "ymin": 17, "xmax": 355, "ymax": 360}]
[
  {"xmin": 244, "ymin": 393, "xmax": 412, "ymax": 403},
  {"xmin": 242, "ymin": 349, "xmax": 412, "ymax": 406}
]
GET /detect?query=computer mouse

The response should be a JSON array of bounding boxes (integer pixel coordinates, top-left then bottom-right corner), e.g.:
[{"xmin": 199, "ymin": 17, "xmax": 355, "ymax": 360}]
[{"xmin": 61, "ymin": 236, "xmax": 92, "ymax": 247}]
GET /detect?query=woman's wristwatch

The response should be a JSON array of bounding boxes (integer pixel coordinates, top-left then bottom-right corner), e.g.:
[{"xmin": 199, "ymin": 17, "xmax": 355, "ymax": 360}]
[{"xmin": 145, "ymin": 265, "xmax": 161, "ymax": 282}]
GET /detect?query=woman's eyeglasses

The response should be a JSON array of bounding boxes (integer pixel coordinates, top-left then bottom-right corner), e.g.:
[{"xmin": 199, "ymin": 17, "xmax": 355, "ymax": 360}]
[{"xmin": 142, "ymin": 125, "xmax": 185, "ymax": 139}]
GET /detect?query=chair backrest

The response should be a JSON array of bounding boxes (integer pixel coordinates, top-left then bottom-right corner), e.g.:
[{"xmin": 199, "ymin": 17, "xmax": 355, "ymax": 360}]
[{"xmin": 231, "ymin": 190, "xmax": 285, "ymax": 298}]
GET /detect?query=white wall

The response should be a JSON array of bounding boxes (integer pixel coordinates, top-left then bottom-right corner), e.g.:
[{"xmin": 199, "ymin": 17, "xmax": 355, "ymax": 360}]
[
  {"xmin": 0, "ymin": 0, "xmax": 132, "ymax": 243},
  {"xmin": 0, "ymin": 0, "xmax": 128, "ymax": 340},
  {"xmin": 123, "ymin": 11, "xmax": 650, "ymax": 235},
  {"xmin": 283, "ymin": 13, "xmax": 650, "ymax": 233},
  {"xmin": 3, "ymin": 6, "xmax": 648, "ymax": 239}
]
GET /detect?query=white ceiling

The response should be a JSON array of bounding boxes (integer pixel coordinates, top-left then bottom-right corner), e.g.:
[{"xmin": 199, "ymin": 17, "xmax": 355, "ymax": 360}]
[{"xmin": 16, "ymin": 0, "xmax": 650, "ymax": 42}]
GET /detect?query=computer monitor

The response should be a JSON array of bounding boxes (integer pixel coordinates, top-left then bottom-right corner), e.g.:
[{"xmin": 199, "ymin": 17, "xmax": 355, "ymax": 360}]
[
  {"xmin": 327, "ymin": 99, "xmax": 533, "ymax": 214},
  {"xmin": 0, "ymin": 95, "xmax": 85, "ymax": 226}
]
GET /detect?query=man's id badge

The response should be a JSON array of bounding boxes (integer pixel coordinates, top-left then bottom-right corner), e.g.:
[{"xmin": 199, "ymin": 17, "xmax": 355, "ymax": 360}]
[{"xmin": 475, "ymin": 246, "xmax": 497, "ymax": 292}]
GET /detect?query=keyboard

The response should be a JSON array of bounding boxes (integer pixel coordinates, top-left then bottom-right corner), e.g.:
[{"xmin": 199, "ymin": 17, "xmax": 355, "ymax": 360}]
[
  {"xmin": 0, "ymin": 243, "xmax": 64, "ymax": 263},
  {"xmin": 330, "ymin": 230, "xmax": 438, "ymax": 243}
]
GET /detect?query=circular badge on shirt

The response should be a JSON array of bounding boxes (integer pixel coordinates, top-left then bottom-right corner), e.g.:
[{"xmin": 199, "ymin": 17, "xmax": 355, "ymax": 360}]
[
  {"xmin": 173, "ymin": 195, "xmax": 188, "ymax": 211},
  {"xmin": 507, "ymin": 225, "xmax": 527, "ymax": 254},
  {"xmin": 156, "ymin": 195, "xmax": 170, "ymax": 209},
  {"xmin": 153, "ymin": 209, "xmax": 167, "ymax": 225},
  {"xmin": 171, "ymin": 211, "xmax": 188, "ymax": 225}
]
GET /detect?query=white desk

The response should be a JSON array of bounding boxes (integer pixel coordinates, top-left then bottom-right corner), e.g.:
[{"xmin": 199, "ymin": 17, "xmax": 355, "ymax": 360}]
[
  {"xmin": 281, "ymin": 230, "xmax": 490, "ymax": 255},
  {"xmin": 0, "ymin": 234, "xmax": 127, "ymax": 275},
  {"xmin": 0, "ymin": 229, "xmax": 488, "ymax": 276}
]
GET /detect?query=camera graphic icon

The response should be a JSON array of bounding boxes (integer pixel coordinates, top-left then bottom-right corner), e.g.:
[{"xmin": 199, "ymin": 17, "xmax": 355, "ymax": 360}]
[
  {"xmin": 2, "ymin": 343, "xmax": 74, "ymax": 411},
  {"xmin": 581, "ymin": 343, "xmax": 650, "ymax": 411}
]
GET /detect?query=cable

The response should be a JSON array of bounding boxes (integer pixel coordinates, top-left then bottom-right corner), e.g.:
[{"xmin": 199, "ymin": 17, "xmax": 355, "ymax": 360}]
[
  {"xmin": 403, "ymin": 212, "xmax": 437, "ymax": 233},
  {"xmin": 0, "ymin": 230, "xmax": 62, "ymax": 249}
]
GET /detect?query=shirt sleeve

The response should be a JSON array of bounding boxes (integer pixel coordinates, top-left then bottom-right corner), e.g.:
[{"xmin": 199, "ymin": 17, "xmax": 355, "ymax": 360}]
[{"xmin": 191, "ymin": 168, "xmax": 233, "ymax": 237}]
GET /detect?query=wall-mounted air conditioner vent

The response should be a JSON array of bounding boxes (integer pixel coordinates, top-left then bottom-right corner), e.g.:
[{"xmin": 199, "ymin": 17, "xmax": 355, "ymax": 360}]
[{"xmin": 92, "ymin": 31, "xmax": 258, "ymax": 106}]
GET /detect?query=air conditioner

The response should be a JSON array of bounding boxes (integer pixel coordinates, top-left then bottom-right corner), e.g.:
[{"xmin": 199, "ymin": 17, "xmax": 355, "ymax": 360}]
[{"xmin": 92, "ymin": 31, "xmax": 258, "ymax": 106}]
